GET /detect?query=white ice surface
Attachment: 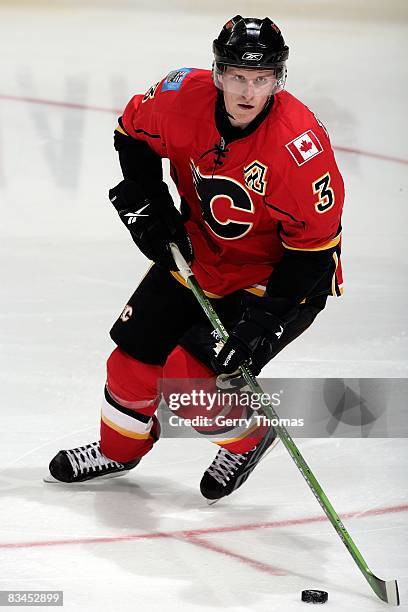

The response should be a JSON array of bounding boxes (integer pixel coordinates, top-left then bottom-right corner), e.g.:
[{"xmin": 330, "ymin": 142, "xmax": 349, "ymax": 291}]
[{"xmin": 0, "ymin": 2, "xmax": 407, "ymax": 611}]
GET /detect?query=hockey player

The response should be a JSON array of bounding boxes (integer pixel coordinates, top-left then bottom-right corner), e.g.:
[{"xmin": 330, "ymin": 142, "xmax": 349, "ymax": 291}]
[{"xmin": 46, "ymin": 16, "xmax": 344, "ymax": 501}]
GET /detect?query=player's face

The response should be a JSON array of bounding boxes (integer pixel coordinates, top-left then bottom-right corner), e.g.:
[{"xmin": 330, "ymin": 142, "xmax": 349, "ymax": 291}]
[{"xmin": 220, "ymin": 67, "xmax": 275, "ymax": 129}]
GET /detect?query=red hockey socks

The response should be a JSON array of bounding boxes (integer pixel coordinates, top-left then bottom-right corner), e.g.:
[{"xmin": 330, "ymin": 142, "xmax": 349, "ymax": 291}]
[{"xmin": 100, "ymin": 348, "xmax": 161, "ymax": 462}]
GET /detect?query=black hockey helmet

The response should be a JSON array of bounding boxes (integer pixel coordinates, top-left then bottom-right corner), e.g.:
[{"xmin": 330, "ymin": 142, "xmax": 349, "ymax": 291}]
[{"xmin": 213, "ymin": 16, "xmax": 289, "ymax": 94}]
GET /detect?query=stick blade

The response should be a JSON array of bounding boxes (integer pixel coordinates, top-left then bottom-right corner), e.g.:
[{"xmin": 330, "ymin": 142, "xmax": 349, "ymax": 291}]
[
  {"xmin": 371, "ymin": 576, "xmax": 400, "ymax": 606},
  {"xmin": 384, "ymin": 579, "xmax": 400, "ymax": 606}
]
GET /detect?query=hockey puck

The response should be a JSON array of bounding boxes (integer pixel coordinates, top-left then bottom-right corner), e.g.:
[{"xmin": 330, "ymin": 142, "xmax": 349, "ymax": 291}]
[{"xmin": 301, "ymin": 590, "xmax": 328, "ymax": 604}]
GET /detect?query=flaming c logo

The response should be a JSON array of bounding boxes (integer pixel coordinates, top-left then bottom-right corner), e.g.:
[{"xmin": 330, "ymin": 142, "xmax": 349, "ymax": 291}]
[{"xmin": 190, "ymin": 161, "xmax": 255, "ymax": 240}]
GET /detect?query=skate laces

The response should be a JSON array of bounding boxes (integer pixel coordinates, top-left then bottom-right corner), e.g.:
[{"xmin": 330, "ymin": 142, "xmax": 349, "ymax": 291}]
[
  {"xmin": 66, "ymin": 442, "xmax": 122, "ymax": 477},
  {"xmin": 207, "ymin": 449, "xmax": 247, "ymax": 487}
]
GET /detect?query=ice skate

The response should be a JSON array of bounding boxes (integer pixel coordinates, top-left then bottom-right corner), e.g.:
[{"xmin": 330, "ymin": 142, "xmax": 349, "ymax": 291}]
[
  {"xmin": 200, "ymin": 427, "xmax": 279, "ymax": 503},
  {"xmin": 44, "ymin": 441, "xmax": 140, "ymax": 483}
]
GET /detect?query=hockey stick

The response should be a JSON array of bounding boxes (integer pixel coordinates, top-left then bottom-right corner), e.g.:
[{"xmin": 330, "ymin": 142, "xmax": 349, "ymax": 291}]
[{"xmin": 169, "ymin": 242, "xmax": 400, "ymax": 606}]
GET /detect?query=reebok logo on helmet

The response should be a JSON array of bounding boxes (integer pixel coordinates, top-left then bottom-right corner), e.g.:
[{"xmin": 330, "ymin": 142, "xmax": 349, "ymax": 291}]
[{"xmin": 241, "ymin": 52, "xmax": 263, "ymax": 61}]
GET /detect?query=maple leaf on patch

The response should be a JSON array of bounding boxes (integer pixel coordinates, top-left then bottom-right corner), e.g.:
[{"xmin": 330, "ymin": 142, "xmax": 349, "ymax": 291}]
[{"xmin": 299, "ymin": 139, "xmax": 313, "ymax": 153}]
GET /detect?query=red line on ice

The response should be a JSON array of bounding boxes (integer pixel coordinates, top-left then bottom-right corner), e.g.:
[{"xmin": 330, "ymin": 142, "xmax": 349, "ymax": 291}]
[
  {"xmin": 1, "ymin": 93, "xmax": 407, "ymax": 166},
  {"xmin": 333, "ymin": 144, "xmax": 408, "ymax": 166},
  {"xmin": 0, "ymin": 93, "xmax": 118, "ymax": 115},
  {"xmin": 185, "ymin": 535, "xmax": 286, "ymax": 576},
  {"xmin": 1, "ymin": 503, "xmax": 407, "ymax": 550}
]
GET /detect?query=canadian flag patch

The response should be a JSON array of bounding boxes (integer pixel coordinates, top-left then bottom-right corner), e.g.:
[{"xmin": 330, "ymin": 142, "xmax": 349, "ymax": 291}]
[{"xmin": 285, "ymin": 130, "xmax": 323, "ymax": 166}]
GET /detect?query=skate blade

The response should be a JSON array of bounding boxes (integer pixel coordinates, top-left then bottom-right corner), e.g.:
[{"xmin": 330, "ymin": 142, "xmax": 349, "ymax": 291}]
[
  {"xmin": 205, "ymin": 498, "xmax": 221, "ymax": 506},
  {"xmin": 42, "ymin": 470, "xmax": 131, "ymax": 484}
]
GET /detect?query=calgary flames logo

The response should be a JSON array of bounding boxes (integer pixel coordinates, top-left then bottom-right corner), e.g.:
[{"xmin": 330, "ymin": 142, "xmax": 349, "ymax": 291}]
[
  {"xmin": 191, "ymin": 161, "xmax": 254, "ymax": 240},
  {"xmin": 243, "ymin": 160, "xmax": 268, "ymax": 195}
]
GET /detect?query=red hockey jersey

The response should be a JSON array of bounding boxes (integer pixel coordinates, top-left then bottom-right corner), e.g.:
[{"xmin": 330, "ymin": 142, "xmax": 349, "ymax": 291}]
[{"xmin": 120, "ymin": 68, "xmax": 344, "ymax": 298}]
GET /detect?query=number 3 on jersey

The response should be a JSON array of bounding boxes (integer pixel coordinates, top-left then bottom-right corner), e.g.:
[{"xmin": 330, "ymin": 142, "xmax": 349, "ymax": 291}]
[{"xmin": 313, "ymin": 172, "xmax": 335, "ymax": 213}]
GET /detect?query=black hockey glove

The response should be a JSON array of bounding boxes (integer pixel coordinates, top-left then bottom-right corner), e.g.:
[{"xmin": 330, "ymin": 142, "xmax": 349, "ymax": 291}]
[
  {"xmin": 213, "ymin": 295, "xmax": 296, "ymax": 376},
  {"xmin": 109, "ymin": 179, "xmax": 193, "ymax": 270}
]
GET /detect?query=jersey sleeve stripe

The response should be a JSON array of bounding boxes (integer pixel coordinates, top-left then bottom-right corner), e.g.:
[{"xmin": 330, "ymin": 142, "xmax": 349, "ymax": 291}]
[
  {"xmin": 330, "ymin": 251, "xmax": 344, "ymax": 296},
  {"xmin": 264, "ymin": 202, "xmax": 300, "ymax": 223},
  {"xmin": 118, "ymin": 115, "xmax": 161, "ymax": 140},
  {"xmin": 282, "ymin": 233, "xmax": 341, "ymax": 252},
  {"xmin": 244, "ymin": 285, "xmax": 266, "ymax": 297},
  {"xmin": 115, "ymin": 123, "xmax": 129, "ymax": 136},
  {"xmin": 331, "ymin": 252, "xmax": 338, "ymax": 296},
  {"xmin": 134, "ymin": 128, "xmax": 161, "ymax": 139}
]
